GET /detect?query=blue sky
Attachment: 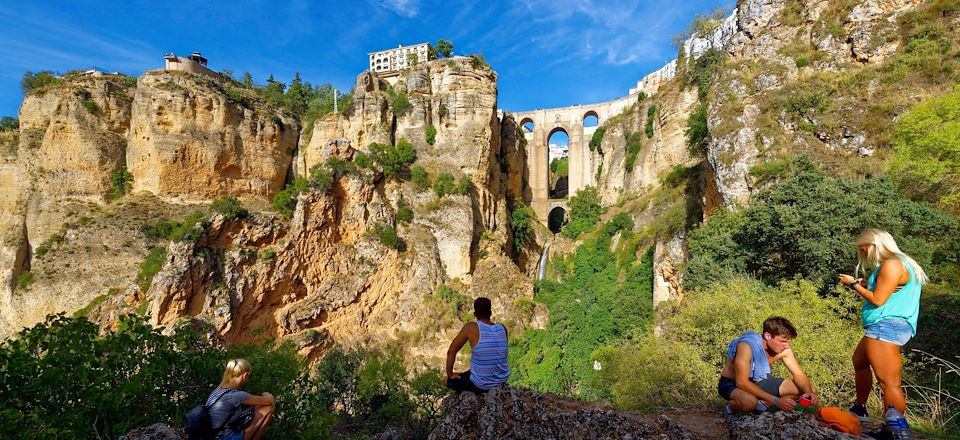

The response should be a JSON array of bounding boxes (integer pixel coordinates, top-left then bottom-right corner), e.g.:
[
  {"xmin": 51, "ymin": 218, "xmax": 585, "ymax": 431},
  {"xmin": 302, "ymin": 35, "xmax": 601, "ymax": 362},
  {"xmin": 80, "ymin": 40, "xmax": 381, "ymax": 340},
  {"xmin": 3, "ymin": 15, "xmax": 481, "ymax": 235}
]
[{"xmin": 0, "ymin": 0, "xmax": 729, "ymax": 119}]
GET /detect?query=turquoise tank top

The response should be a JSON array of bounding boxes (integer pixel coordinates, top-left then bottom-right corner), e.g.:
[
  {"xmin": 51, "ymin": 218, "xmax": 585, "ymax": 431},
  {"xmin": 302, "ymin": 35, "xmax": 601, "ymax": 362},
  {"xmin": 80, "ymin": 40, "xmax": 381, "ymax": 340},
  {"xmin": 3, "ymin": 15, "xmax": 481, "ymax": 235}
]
[{"xmin": 862, "ymin": 258, "xmax": 921, "ymax": 335}]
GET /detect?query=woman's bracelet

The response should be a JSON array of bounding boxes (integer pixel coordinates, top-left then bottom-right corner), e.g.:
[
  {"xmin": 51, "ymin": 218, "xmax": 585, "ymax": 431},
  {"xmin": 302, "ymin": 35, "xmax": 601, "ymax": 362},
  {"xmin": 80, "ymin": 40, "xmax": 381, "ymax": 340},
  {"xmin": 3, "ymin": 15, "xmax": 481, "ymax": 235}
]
[
  {"xmin": 847, "ymin": 279, "xmax": 859, "ymax": 289},
  {"xmin": 771, "ymin": 397, "xmax": 779, "ymax": 407}
]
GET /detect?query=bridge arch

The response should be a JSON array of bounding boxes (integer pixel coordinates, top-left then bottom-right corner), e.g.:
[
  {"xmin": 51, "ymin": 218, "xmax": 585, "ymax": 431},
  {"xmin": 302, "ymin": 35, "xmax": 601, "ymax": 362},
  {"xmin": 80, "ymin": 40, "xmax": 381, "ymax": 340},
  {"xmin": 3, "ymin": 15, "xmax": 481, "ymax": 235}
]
[
  {"xmin": 547, "ymin": 128, "xmax": 570, "ymax": 199},
  {"xmin": 547, "ymin": 206, "xmax": 567, "ymax": 233},
  {"xmin": 583, "ymin": 111, "xmax": 599, "ymax": 127},
  {"xmin": 519, "ymin": 118, "xmax": 535, "ymax": 133}
]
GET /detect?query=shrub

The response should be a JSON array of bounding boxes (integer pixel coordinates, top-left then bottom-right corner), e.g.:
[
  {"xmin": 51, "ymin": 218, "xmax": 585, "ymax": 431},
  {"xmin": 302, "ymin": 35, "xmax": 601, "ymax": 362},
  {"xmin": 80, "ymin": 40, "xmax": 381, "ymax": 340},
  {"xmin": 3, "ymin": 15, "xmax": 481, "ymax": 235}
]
[
  {"xmin": 645, "ymin": 104, "xmax": 656, "ymax": 138},
  {"xmin": 210, "ymin": 195, "xmax": 248, "ymax": 220},
  {"xmin": 637, "ymin": 91, "xmax": 647, "ymax": 102},
  {"xmin": 550, "ymin": 157, "xmax": 568, "ymax": 176},
  {"xmin": 624, "ymin": 131, "xmax": 643, "ymax": 171},
  {"xmin": 687, "ymin": 48, "xmax": 726, "ymax": 100},
  {"xmin": 226, "ymin": 89, "xmax": 245, "ymax": 104},
  {"xmin": 470, "ymin": 54, "xmax": 489, "ymax": 69},
  {"xmin": 261, "ymin": 249, "xmax": 276, "ymax": 260},
  {"xmin": 309, "ymin": 165, "xmax": 334, "ymax": 192},
  {"xmin": 889, "ymin": 87, "xmax": 960, "ymax": 214},
  {"xmin": 510, "ymin": 199, "xmax": 536, "ymax": 253},
  {"xmin": 0, "ymin": 116, "xmax": 17, "ymax": 132},
  {"xmin": 438, "ymin": 103, "xmax": 447, "ymax": 119},
  {"xmin": 21, "ymin": 71, "xmax": 61, "ymax": 94},
  {"xmin": 15, "ymin": 271, "xmax": 33, "ymax": 289},
  {"xmin": 326, "ymin": 156, "xmax": 357, "ymax": 176},
  {"xmin": 82, "ymin": 99, "xmax": 97, "ymax": 114},
  {"xmin": 455, "ymin": 176, "xmax": 472, "ymax": 195},
  {"xmin": 136, "ymin": 246, "xmax": 167, "ymax": 291},
  {"xmin": 110, "ymin": 169, "xmax": 132, "ymax": 200},
  {"xmin": 369, "ymin": 139, "xmax": 416, "ymax": 178},
  {"xmin": 562, "ymin": 186, "xmax": 603, "ymax": 239},
  {"xmin": 425, "ymin": 124, "xmax": 437, "ymax": 145},
  {"xmin": 436, "ymin": 40, "xmax": 454, "ymax": 58},
  {"xmin": 355, "ymin": 151, "xmax": 372, "ymax": 169},
  {"xmin": 396, "ymin": 198, "xmax": 414, "ymax": 224},
  {"xmin": 433, "ymin": 172, "xmax": 456, "ymax": 198},
  {"xmin": 411, "ymin": 165, "xmax": 430, "ymax": 190},
  {"xmin": 386, "ymin": 87, "xmax": 410, "ymax": 118},
  {"xmin": 373, "ymin": 222, "xmax": 402, "ymax": 250},
  {"xmin": 589, "ymin": 127, "xmax": 605, "ymax": 151},
  {"xmin": 685, "ymin": 102, "xmax": 709, "ymax": 157},
  {"xmin": 272, "ymin": 178, "xmax": 309, "ymax": 218}
]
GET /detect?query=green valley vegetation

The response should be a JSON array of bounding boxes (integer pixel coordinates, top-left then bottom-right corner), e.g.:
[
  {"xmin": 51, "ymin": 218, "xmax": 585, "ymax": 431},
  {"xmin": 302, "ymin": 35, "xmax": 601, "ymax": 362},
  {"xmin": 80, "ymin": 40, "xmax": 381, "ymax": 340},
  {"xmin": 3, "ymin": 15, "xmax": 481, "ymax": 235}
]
[
  {"xmin": 588, "ymin": 126, "xmax": 605, "ymax": 151},
  {"xmin": 510, "ymin": 213, "xmax": 652, "ymax": 398},
  {"xmin": 508, "ymin": 198, "xmax": 536, "ymax": 254},
  {"xmin": 0, "ymin": 314, "xmax": 448, "ymax": 439},
  {"xmin": 562, "ymin": 186, "xmax": 603, "ymax": 239}
]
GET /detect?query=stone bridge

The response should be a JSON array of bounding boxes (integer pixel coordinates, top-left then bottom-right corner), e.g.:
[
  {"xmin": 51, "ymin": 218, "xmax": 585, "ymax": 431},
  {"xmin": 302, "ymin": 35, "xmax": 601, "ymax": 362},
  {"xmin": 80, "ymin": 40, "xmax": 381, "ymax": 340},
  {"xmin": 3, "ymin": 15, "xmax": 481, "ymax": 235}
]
[{"xmin": 511, "ymin": 94, "xmax": 635, "ymax": 228}]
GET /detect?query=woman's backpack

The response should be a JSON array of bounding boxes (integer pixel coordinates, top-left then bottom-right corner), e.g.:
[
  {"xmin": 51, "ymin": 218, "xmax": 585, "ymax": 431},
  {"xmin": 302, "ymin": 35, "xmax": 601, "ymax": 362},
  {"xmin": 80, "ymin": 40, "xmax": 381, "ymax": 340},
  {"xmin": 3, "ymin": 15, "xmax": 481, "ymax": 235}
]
[{"xmin": 185, "ymin": 388, "xmax": 232, "ymax": 440}]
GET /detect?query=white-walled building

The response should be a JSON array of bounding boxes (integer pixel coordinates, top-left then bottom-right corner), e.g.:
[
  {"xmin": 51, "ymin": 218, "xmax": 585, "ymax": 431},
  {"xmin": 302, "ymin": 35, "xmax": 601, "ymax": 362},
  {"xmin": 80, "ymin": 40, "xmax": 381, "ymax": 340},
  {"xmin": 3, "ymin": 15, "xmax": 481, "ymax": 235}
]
[{"xmin": 368, "ymin": 43, "xmax": 431, "ymax": 73}]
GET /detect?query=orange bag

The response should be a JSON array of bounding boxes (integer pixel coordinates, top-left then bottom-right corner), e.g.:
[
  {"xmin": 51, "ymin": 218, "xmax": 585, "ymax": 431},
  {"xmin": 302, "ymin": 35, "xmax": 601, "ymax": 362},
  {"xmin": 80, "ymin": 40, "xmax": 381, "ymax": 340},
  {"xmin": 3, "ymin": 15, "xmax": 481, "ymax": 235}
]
[{"xmin": 817, "ymin": 406, "xmax": 862, "ymax": 435}]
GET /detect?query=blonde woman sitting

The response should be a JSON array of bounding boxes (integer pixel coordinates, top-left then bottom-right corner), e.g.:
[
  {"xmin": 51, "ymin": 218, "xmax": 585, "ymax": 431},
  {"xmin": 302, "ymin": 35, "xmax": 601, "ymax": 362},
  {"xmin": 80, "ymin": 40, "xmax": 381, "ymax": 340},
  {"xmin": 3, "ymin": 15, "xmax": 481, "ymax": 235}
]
[{"xmin": 205, "ymin": 359, "xmax": 276, "ymax": 440}]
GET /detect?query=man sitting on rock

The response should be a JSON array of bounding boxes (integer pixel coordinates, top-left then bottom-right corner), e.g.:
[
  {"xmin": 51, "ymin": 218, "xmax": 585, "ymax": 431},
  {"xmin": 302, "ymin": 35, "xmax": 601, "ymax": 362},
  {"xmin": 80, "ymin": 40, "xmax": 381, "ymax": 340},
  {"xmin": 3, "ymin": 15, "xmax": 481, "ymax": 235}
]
[
  {"xmin": 443, "ymin": 297, "xmax": 510, "ymax": 394},
  {"xmin": 719, "ymin": 316, "xmax": 819, "ymax": 414}
]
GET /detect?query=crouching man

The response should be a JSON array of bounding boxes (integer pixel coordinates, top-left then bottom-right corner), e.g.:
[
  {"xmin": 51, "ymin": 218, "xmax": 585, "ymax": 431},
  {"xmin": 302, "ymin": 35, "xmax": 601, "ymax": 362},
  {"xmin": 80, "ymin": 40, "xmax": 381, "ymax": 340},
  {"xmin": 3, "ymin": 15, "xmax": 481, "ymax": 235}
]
[
  {"xmin": 719, "ymin": 316, "xmax": 819, "ymax": 414},
  {"xmin": 443, "ymin": 297, "xmax": 510, "ymax": 393}
]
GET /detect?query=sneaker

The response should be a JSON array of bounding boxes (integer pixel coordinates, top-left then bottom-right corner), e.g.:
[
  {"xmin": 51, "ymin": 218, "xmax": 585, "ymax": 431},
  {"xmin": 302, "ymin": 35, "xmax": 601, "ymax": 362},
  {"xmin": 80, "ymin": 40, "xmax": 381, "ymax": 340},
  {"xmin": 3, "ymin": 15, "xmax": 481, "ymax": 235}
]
[
  {"xmin": 849, "ymin": 403, "xmax": 869, "ymax": 422},
  {"xmin": 725, "ymin": 404, "xmax": 733, "ymax": 416}
]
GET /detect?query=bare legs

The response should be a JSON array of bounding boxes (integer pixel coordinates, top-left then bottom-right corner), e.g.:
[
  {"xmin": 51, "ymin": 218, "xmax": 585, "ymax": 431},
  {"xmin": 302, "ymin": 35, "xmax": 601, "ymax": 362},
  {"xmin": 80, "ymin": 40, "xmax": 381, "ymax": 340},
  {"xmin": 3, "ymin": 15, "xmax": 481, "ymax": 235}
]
[
  {"xmin": 244, "ymin": 402, "xmax": 275, "ymax": 440},
  {"xmin": 727, "ymin": 379, "xmax": 801, "ymax": 413},
  {"xmin": 852, "ymin": 336, "xmax": 906, "ymax": 414}
]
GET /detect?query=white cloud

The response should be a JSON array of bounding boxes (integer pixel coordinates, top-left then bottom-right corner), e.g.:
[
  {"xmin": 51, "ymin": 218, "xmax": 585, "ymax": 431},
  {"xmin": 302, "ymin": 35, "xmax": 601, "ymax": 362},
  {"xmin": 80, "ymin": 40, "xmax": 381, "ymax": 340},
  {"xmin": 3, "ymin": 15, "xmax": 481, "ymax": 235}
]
[{"xmin": 380, "ymin": 0, "xmax": 421, "ymax": 17}]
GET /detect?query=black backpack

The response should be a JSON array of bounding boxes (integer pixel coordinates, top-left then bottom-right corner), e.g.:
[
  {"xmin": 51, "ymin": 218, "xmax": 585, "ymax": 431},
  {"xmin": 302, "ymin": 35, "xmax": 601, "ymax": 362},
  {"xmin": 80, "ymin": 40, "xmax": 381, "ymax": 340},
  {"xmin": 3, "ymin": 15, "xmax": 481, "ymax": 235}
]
[{"xmin": 185, "ymin": 388, "xmax": 232, "ymax": 440}]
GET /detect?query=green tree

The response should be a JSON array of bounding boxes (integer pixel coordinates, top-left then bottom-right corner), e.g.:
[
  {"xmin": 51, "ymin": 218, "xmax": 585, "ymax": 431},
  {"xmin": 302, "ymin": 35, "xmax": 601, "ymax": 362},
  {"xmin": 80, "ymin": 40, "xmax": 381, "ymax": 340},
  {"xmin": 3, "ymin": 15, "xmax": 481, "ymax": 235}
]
[
  {"xmin": 411, "ymin": 165, "xmax": 430, "ymax": 190},
  {"xmin": 433, "ymin": 172, "xmax": 455, "ymax": 198},
  {"xmin": 241, "ymin": 72, "xmax": 254, "ymax": 88},
  {"xmin": 685, "ymin": 102, "xmax": 709, "ymax": 157},
  {"xmin": 369, "ymin": 139, "xmax": 417, "ymax": 178},
  {"xmin": 889, "ymin": 87, "xmax": 960, "ymax": 214},
  {"xmin": 436, "ymin": 40, "xmax": 454, "ymax": 58},
  {"xmin": 284, "ymin": 72, "xmax": 310, "ymax": 115},
  {"xmin": 510, "ymin": 199, "xmax": 536, "ymax": 253},
  {"xmin": 589, "ymin": 127, "xmax": 605, "ymax": 152},
  {"xmin": 562, "ymin": 186, "xmax": 603, "ymax": 239},
  {"xmin": 0, "ymin": 116, "xmax": 19, "ymax": 132},
  {"xmin": 425, "ymin": 124, "xmax": 437, "ymax": 145},
  {"xmin": 111, "ymin": 169, "xmax": 133, "ymax": 200},
  {"xmin": 386, "ymin": 87, "xmax": 411, "ymax": 118},
  {"xmin": 21, "ymin": 71, "xmax": 61, "ymax": 94},
  {"xmin": 210, "ymin": 195, "xmax": 248, "ymax": 220}
]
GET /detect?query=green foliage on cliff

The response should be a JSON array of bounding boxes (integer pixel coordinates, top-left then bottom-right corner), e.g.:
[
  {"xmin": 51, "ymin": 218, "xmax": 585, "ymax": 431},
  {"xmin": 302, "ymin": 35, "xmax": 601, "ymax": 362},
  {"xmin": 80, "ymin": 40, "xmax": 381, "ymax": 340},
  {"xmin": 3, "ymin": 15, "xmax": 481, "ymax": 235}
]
[
  {"xmin": 0, "ymin": 116, "xmax": 17, "ymax": 132},
  {"xmin": 210, "ymin": 195, "xmax": 248, "ymax": 220},
  {"xmin": 136, "ymin": 246, "xmax": 167, "ymax": 292},
  {"xmin": 110, "ymin": 169, "xmax": 132, "ymax": 200},
  {"xmin": 0, "ymin": 314, "xmax": 447, "ymax": 439},
  {"xmin": 395, "ymin": 198, "xmax": 414, "ymax": 224},
  {"xmin": 562, "ymin": 186, "xmax": 603, "ymax": 239},
  {"xmin": 549, "ymin": 157, "xmax": 568, "ymax": 176},
  {"xmin": 386, "ymin": 87, "xmax": 411, "ymax": 118},
  {"xmin": 20, "ymin": 71, "xmax": 62, "ymax": 95},
  {"xmin": 685, "ymin": 102, "xmax": 708, "ymax": 157},
  {"xmin": 373, "ymin": 222, "xmax": 402, "ymax": 251},
  {"xmin": 510, "ymin": 215, "xmax": 652, "ymax": 398},
  {"xmin": 436, "ymin": 40, "xmax": 454, "ymax": 58},
  {"xmin": 684, "ymin": 157, "xmax": 960, "ymax": 292},
  {"xmin": 645, "ymin": 104, "xmax": 656, "ymax": 138},
  {"xmin": 15, "ymin": 271, "xmax": 33, "ymax": 290},
  {"xmin": 588, "ymin": 126, "xmax": 605, "ymax": 151},
  {"xmin": 623, "ymin": 131, "xmax": 644, "ymax": 171},
  {"xmin": 370, "ymin": 139, "xmax": 417, "ymax": 178},
  {"xmin": 686, "ymin": 48, "xmax": 726, "ymax": 100},
  {"xmin": 425, "ymin": 124, "xmax": 437, "ymax": 145},
  {"xmin": 411, "ymin": 165, "xmax": 430, "ymax": 190},
  {"xmin": 509, "ymin": 198, "xmax": 536, "ymax": 254},
  {"xmin": 432, "ymin": 173, "xmax": 455, "ymax": 198},
  {"xmin": 889, "ymin": 86, "xmax": 960, "ymax": 214}
]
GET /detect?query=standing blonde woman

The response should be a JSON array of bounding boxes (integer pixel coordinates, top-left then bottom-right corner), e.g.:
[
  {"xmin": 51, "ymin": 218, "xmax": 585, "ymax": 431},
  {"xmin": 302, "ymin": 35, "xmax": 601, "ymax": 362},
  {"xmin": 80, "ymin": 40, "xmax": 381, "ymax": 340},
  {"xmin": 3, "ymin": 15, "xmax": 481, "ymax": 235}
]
[
  {"xmin": 839, "ymin": 229, "xmax": 927, "ymax": 439},
  {"xmin": 205, "ymin": 359, "xmax": 276, "ymax": 440}
]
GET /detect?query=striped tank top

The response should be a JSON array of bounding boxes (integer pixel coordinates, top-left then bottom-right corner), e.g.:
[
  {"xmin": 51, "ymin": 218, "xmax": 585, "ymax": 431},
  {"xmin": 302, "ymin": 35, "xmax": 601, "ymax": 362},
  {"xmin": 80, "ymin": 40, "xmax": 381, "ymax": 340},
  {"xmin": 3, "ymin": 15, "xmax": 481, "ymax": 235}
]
[{"xmin": 469, "ymin": 320, "xmax": 510, "ymax": 390}]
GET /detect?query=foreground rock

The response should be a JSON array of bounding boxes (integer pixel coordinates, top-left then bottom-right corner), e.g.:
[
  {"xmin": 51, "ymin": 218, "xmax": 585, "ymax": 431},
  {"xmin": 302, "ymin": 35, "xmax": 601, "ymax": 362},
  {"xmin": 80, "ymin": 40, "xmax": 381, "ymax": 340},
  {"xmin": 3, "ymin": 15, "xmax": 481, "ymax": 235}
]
[
  {"xmin": 118, "ymin": 423, "xmax": 181, "ymax": 440},
  {"xmin": 726, "ymin": 411, "xmax": 860, "ymax": 439},
  {"xmin": 428, "ymin": 385, "xmax": 694, "ymax": 440}
]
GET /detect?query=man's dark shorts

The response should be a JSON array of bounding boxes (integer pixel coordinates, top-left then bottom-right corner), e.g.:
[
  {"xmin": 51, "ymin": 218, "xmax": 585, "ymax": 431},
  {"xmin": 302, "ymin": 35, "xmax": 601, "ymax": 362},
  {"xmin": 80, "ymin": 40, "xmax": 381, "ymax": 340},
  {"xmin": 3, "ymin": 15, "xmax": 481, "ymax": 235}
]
[
  {"xmin": 445, "ymin": 370, "xmax": 487, "ymax": 394},
  {"xmin": 717, "ymin": 376, "xmax": 784, "ymax": 401}
]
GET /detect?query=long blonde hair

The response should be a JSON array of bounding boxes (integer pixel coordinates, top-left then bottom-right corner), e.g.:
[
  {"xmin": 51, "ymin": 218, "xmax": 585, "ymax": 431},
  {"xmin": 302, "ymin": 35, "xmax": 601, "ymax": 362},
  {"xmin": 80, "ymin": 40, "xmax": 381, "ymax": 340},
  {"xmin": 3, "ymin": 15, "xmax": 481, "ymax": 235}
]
[
  {"xmin": 219, "ymin": 358, "xmax": 251, "ymax": 387},
  {"xmin": 854, "ymin": 228, "xmax": 929, "ymax": 285}
]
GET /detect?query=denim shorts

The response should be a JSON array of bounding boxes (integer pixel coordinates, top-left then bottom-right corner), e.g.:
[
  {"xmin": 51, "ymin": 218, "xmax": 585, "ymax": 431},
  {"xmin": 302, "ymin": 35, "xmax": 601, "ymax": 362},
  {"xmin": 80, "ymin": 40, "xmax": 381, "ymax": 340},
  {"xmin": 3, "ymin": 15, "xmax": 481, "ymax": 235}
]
[{"xmin": 864, "ymin": 317, "xmax": 913, "ymax": 346}]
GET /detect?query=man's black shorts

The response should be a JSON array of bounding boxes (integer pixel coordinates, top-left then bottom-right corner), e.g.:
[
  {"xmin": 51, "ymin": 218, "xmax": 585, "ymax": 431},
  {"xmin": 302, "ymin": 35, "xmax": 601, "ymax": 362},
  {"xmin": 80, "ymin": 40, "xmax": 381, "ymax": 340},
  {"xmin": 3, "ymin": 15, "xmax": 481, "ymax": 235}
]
[
  {"xmin": 445, "ymin": 370, "xmax": 487, "ymax": 394},
  {"xmin": 717, "ymin": 376, "xmax": 784, "ymax": 401}
]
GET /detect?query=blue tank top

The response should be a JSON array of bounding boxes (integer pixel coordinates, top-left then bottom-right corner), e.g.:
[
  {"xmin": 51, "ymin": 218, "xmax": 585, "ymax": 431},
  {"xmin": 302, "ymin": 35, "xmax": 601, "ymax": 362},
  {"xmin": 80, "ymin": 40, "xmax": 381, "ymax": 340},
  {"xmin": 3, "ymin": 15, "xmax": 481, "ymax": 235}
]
[
  {"xmin": 469, "ymin": 321, "xmax": 510, "ymax": 390},
  {"xmin": 862, "ymin": 258, "xmax": 921, "ymax": 335}
]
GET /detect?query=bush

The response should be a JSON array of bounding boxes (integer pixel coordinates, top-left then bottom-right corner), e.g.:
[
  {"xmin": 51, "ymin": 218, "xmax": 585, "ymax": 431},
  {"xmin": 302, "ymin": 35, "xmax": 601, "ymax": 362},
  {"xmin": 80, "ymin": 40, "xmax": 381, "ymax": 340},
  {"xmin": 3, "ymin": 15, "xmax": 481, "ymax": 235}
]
[
  {"xmin": 889, "ymin": 87, "xmax": 960, "ymax": 214},
  {"xmin": 396, "ymin": 198, "xmax": 414, "ymax": 224},
  {"xmin": 136, "ymin": 246, "xmax": 167, "ymax": 291},
  {"xmin": 510, "ymin": 199, "xmax": 536, "ymax": 253},
  {"xmin": 411, "ymin": 165, "xmax": 430, "ymax": 190},
  {"xmin": 0, "ymin": 116, "xmax": 17, "ymax": 132},
  {"xmin": 373, "ymin": 222, "xmax": 402, "ymax": 250},
  {"xmin": 433, "ymin": 172, "xmax": 456, "ymax": 198},
  {"xmin": 272, "ymin": 178, "xmax": 309, "ymax": 218},
  {"xmin": 261, "ymin": 249, "xmax": 276, "ymax": 260},
  {"xmin": 645, "ymin": 104, "xmax": 656, "ymax": 138},
  {"xmin": 15, "ymin": 271, "xmax": 33, "ymax": 289},
  {"xmin": 326, "ymin": 156, "xmax": 357, "ymax": 176},
  {"xmin": 550, "ymin": 157, "xmax": 568, "ymax": 176},
  {"xmin": 685, "ymin": 102, "xmax": 709, "ymax": 157},
  {"xmin": 369, "ymin": 139, "xmax": 416, "ymax": 178},
  {"xmin": 21, "ymin": 71, "xmax": 61, "ymax": 94},
  {"xmin": 438, "ymin": 103, "xmax": 447, "ymax": 119},
  {"xmin": 386, "ymin": 87, "xmax": 410, "ymax": 118},
  {"xmin": 355, "ymin": 151, "xmax": 372, "ymax": 169},
  {"xmin": 470, "ymin": 54, "xmax": 489, "ymax": 69},
  {"xmin": 455, "ymin": 176, "xmax": 472, "ymax": 195},
  {"xmin": 425, "ymin": 124, "xmax": 437, "ymax": 145},
  {"xmin": 686, "ymin": 48, "xmax": 726, "ymax": 100},
  {"xmin": 226, "ymin": 89, "xmax": 245, "ymax": 104},
  {"xmin": 210, "ymin": 195, "xmax": 248, "ymax": 220},
  {"xmin": 82, "ymin": 99, "xmax": 97, "ymax": 114},
  {"xmin": 624, "ymin": 131, "xmax": 643, "ymax": 171},
  {"xmin": 594, "ymin": 278, "xmax": 863, "ymax": 411},
  {"xmin": 588, "ymin": 127, "xmax": 605, "ymax": 152},
  {"xmin": 436, "ymin": 40, "xmax": 454, "ymax": 58},
  {"xmin": 111, "ymin": 169, "xmax": 132, "ymax": 200},
  {"xmin": 637, "ymin": 91, "xmax": 647, "ymax": 102},
  {"xmin": 167, "ymin": 211, "xmax": 210, "ymax": 243},
  {"xmin": 562, "ymin": 186, "xmax": 603, "ymax": 239}
]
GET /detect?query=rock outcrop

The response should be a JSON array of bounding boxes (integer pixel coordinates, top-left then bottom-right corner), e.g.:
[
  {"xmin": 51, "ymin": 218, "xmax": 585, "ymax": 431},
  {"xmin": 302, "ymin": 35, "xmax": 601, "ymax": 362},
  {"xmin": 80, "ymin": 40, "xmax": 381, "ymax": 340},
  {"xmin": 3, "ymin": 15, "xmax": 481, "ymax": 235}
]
[
  {"xmin": 726, "ymin": 411, "xmax": 861, "ymax": 439},
  {"xmin": 128, "ymin": 71, "xmax": 299, "ymax": 202},
  {"xmin": 428, "ymin": 386, "xmax": 695, "ymax": 440},
  {"xmin": 119, "ymin": 423, "xmax": 182, "ymax": 440}
]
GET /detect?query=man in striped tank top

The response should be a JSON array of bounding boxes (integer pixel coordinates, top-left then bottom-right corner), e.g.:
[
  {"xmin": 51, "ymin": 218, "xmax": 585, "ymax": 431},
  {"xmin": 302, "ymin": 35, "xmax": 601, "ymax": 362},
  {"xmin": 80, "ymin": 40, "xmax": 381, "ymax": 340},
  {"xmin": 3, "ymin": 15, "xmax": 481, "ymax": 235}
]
[{"xmin": 444, "ymin": 297, "xmax": 511, "ymax": 394}]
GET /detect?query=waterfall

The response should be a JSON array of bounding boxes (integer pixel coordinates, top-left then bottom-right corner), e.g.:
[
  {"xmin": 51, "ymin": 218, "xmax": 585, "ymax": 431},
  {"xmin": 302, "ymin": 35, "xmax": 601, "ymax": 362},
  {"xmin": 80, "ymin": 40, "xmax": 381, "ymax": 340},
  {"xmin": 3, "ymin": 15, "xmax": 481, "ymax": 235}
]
[{"xmin": 537, "ymin": 243, "xmax": 550, "ymax": 281}]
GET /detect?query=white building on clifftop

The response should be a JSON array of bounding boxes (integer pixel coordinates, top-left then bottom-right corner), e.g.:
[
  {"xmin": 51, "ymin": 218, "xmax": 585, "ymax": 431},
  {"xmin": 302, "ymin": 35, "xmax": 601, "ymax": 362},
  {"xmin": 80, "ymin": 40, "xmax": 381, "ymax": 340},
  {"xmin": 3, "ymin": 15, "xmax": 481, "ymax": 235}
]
[
  {"xmin": 368, "ymin": 43, "xmax": 431, "ymax": 74},
  {"xmin": 163, "ymin": 51, "xmax": 218, "ymax": 78}
]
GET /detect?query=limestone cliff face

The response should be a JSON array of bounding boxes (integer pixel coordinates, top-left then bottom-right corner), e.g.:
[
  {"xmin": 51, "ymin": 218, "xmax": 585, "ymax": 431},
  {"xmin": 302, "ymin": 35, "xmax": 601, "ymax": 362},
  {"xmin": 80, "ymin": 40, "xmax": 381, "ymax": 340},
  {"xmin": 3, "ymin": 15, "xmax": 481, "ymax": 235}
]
[
  {"xmin": 705, "ymin": 0, "xmax": 923, "ymax": 207},
  {"xmin": 128, "ymin": 71, "xmax": 299, "ymax": 202}
]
